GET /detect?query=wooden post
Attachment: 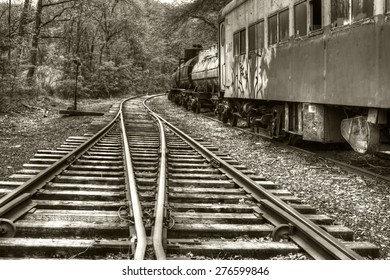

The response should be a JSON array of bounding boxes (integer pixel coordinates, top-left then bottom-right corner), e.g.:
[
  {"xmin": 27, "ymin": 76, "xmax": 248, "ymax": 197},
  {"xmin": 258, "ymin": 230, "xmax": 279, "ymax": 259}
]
[{"xmin": 73, "ymin": 59, "xmax": 80, "ymax": 110}]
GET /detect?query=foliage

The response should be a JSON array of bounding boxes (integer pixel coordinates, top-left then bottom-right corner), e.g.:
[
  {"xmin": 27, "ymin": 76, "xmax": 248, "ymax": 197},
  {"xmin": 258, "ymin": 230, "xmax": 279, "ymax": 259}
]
[
  {"xmin": 0, "ymin": 0, "xmax": 227, "ymax": 113},
  {"xmin": 163, "ymin": 0, "xmax": 230, "ymax": 57}
]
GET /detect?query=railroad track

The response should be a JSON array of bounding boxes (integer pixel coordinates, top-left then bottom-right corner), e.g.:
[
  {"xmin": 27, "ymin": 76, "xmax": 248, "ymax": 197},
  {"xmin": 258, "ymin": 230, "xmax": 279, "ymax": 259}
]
[
  {"xmin": 0, "ymin": 95, "xmax": 379, "ymax": 259},
  {"xmin": 197, "ymin": 107, "xmax": 390, "ymax": 184}
]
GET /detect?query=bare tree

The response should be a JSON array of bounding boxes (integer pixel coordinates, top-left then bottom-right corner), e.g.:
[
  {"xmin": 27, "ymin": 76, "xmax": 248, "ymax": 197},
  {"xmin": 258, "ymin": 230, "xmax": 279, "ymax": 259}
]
[{"xmin": 27, "ymin": 0, "xmax": 77, "ymax": 83}]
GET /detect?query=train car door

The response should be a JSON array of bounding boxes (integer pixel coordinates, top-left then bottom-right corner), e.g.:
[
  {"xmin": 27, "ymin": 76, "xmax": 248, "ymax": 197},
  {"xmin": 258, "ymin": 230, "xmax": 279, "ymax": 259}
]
[{"xmin": 219, "ymin": 21, "xmax": 226, "ymax": 93}]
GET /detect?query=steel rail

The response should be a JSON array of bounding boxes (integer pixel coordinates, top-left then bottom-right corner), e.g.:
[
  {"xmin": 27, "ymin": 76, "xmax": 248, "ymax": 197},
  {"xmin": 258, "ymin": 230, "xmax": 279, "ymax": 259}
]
[
  {"xmin": 0, "ymin": 96, "xmax": 150, "ymax": 260},
  {"xmin": 0, "ymin": 99, "xmax": 125, "ymax": 221},
  {"xmin": 143, "ymin": 99, "xmax": 167, "ymax": 260},
  {"xmin": 144, "ymin": 95, "xmax": 362, "ymax": 260},
  {"xmin": 120, "ymin": 106, "xmax": 147, "ymax": 260}
]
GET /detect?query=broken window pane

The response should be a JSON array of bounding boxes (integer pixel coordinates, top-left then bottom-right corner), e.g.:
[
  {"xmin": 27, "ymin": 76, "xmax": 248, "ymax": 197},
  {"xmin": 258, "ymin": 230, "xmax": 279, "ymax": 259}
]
[
  {"xmin": 279, "ymin": 9, "xmax": 289, "ymax": 42},
  {"xmin": 295, "ymin": 2, "xmax": 307, "ymax": 37},
  {"xmin": 257, "ymin": 21, "xmax": 264, "ymax": 49},
  {"xmin": 268, "ymin": 14, "xmax": 277, "ymax": 45},
  {"xmin": 310, "ymin": 0, "xmax": 322, "ymax": 31},
  {"xmin": 233, "ymin": 32, "xmax": 239, "ymax": 56},
  {"xmin": 331, "ymin": 0, "xmax": 350, "ymax": 27},
  {"xmin": 352, "ymin": 0, "xmax": 373, "ymax": 21},
  {"xmin": 249, "ymin": 24, "xmax": 256, "ymax": 51},
  {"xmin": 240, "ymin": 29, "xmax": 246, "ymax": 54}
]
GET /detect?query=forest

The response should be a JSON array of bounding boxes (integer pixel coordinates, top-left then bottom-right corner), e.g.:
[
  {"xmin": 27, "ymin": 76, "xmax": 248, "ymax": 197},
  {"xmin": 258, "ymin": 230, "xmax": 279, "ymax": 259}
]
[{"xmin": 0, "ymin": 0, "xmax": 230, "ymax": 113}]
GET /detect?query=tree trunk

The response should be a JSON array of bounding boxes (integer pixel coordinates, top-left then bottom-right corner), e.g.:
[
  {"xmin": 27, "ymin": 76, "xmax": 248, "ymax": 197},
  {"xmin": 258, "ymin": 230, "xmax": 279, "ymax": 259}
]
[
  {"xmin": 16, "ymin": 0, "xmax": 30, "ymax": 63},
  {"xmin": 18, "ymin": 0, "xmax": 31, "ymax": 37},
  {"xmin": 27, "ymin": 0, "xmax": 43, "ymax": 84}
]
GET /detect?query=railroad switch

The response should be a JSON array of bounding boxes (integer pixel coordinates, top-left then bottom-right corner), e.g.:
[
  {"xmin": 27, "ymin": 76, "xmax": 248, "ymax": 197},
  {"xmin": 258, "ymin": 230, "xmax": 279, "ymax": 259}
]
[
  {"xmin": 271, "ymin": 223, "xmax": 295, "ymax": 241},
  {"xmin": 0, "ymin": 218, "xmax": 16, "ymax": 238},
  {"xmin": 210, "ymin": 158, "xmax": 221, "ymax": 168}
]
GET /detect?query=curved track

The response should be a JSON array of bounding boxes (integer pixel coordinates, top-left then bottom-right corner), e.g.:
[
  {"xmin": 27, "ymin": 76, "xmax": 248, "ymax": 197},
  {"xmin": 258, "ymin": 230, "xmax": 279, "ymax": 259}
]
[{"xmin": 0, "ymin": 95, "xmax": 380, "ymax": 259}]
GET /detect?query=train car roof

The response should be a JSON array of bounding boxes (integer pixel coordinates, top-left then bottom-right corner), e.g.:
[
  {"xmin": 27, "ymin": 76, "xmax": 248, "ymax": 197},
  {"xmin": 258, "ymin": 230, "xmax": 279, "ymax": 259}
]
[{"xmin": 219, "ymin": 0, "xmax": 248, "ymax": 19}]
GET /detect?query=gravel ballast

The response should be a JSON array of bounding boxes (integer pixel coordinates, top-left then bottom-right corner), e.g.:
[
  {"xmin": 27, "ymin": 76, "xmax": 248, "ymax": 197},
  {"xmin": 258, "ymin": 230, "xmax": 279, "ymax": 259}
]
[{"xmin": 148, "ymin": 95, "xmax": 390, "ymax": 260}]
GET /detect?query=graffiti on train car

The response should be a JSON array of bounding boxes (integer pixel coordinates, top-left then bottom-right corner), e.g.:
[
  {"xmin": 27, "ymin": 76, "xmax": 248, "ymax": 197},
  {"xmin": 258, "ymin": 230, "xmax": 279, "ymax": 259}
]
[{"xmin": 230, "ymin": 46, "xmax": 275, "ymax": 100}]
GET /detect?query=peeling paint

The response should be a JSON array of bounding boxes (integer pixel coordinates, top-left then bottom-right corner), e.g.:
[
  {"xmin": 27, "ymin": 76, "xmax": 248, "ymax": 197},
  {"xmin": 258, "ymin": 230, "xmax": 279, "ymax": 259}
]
[{"xmin": 263, "ymin": 46, "xmax": 275, "ymax": 68}]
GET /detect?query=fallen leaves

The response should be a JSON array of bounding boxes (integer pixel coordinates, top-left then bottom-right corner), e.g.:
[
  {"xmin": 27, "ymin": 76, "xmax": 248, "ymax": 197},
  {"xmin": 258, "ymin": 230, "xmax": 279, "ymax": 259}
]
[{"xmin": 0, "ymin": 98, "xmax": 121, "ymax": 178}]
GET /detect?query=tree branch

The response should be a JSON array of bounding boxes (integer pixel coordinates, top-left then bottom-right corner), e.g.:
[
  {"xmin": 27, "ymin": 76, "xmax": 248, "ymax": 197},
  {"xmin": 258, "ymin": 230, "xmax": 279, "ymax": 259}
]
[
  {"xmin": 40, "ymin": 4, "xmax": 75, "ymax": 28},
  {"xmin": 189, "ymin": 15, "xmax": 217, "ymax": 29},
  {"xmin": 42, "ymin": 0, "xmax": 77, "ymax": 8}
]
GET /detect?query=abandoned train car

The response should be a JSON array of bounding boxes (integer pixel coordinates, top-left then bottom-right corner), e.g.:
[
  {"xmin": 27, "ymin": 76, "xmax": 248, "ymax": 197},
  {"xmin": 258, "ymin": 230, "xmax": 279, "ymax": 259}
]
[{"xmin": 170, "ymin": 0, "xmax": 390, "ymax": 153}]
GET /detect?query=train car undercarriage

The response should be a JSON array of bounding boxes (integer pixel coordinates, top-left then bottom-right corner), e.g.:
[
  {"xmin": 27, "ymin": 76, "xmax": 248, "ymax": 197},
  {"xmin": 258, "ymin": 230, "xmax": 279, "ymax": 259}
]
[
  {"xmin": 169, "ymin": 89, "xmax": 390, "ymax": 154},
  {"xmin": 213, "ymin": 98, "xmax": 390, "ymax": 154}
]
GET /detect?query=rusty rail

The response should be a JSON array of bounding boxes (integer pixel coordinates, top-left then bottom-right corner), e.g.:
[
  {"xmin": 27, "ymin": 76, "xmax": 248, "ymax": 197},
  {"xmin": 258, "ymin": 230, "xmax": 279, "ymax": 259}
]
[
  {"xmin": 0, "ymin": 96, "xmax": 149, "ymax": 260},
  {"xmin": 144, "ymin": 99, "xmax": 167, "ymax": 260},
  {"xmin": 120, "ymin": 108, "xmax": 147, "ymax": 260},
  {"xmin": 0, "ymin": 104, "xmax": 121, "ymax": 232},
  {"xmin": 144, "ymin": 94, "xmax": 363, "ymax": 260}
]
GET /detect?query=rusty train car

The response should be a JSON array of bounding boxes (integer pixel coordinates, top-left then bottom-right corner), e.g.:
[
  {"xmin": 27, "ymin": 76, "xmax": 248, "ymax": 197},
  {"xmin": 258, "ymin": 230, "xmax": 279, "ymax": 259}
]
[
  {"xmin": 169, "ymin": 45, "xmax": 218, "ymax": 113},
  {"xmin": 169, "ymin": 0, "xmax": 390, "ymax": 154}
]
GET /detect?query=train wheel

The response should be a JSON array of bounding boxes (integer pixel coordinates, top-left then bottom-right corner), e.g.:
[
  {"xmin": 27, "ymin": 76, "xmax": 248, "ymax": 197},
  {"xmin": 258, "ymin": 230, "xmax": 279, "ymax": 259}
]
[
  {"xmin": 229, "ymin": 114, "xmax": 238, "ymax": 127},
  {"xmin": 246, "ymin": 116, "xmax": 251, "ymax": 128},
  {"xmin": 222, "ymin": 112, "xmax": 229, "ymax": 124},
  {"xmin": 195, "ymin": 103, "xmax": 201, "ymax": 114},
  {"xmin": 284, "ymin": 133, "xmax": 302, "ymax": 145}
]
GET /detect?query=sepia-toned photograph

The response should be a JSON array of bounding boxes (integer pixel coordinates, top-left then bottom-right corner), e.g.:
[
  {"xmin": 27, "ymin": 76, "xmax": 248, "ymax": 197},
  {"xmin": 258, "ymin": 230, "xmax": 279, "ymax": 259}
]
[{"xmin": 0, "ymin": 0, "xmax": 389, "ymax": 278}]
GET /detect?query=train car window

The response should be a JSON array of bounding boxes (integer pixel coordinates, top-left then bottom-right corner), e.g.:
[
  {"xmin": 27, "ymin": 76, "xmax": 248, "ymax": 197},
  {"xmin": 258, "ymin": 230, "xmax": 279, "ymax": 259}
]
[
  {"xmin": 220, "ymin": 24, "xmax": 225, "ymax": 46},
  {"xmin": 240, "ymin": 29, "xmax": 246, "ymax": 54},
  {"xmin": 268, "ymin": 15, "xmax": 277, "ymax": 45},
  {"xmin": 309, "ymin": 0, "xmax": 322, "ymax": 31},
  {"xmin": 249, "ymin": 24, "xmax": 256, "ymax": 51},
  {"xmin": 352, "ymin": 0, "xmax": 373, "ymax": 21},
  {"xmin": 295, "ymin": 2, "xmax": 308, "ymax": 37},
  {"xmin": 279, "ymin": 9, "xmax": 289, "ymax": 42},
  {"xmin": 331, "ymin": 0, "xmax": 350, "ymax": 27},
  {"xmin": 233, "ymin": 32, "xmax": 240, "ymax": 56},
  {"xmin": 331, "ymin": 0, "xmax": 373, "ymax": 27},
  {"xmin": 257, "ymin": 20, "xmax": 264, "ymax": 49}
]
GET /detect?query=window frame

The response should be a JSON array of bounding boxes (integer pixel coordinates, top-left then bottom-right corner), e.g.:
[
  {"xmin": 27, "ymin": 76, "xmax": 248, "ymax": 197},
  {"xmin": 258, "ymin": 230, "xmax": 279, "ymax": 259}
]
[
  {"xmin": 220, "ymin": 23, "xmax": 225, "ymax": 47},
  {"xmin": 351, "ymin": 0, "xmax": 374, "ymax": 22},
  {"xmin": 233, "ymin": 28, "xmax": 247, "ymax": 56},
  {"xmin": 233, "ymin": 31, "xmax": 240, "ymax": 56},
  {"xmin": 256, "ymin": 20, "xmax": 265, "ymax": 50},
  {"xmin": 268, "ymin": 12, "xmax": 278, "ymax": 46},
  {"xmin": 248, "ymin": 23, "xmax": 257, "ymax": 52},
  {"xmin": 248, "ymin": 20, "xmax": 265, "ymax": 52},
  {"xmin": 239, "ymin": 28, "xmax": 246, "ymax": 55},
  {"xmin": 331, "ymin": 0, "xmax": 350, "ymax": 28},
  {"xmin": 308, "ymin": 0, "xmax": 323, "ymax": 35},
  {"xmin": 278, "ymin": 8, "xmax": 290, "ymax": 43},
  {"xmin": 294, "ymin": 0, "xmax": 308, "ymax": 38},
  {"xmin": 331, "ymin": 0, "xmax": 374, "ymax": 29}
]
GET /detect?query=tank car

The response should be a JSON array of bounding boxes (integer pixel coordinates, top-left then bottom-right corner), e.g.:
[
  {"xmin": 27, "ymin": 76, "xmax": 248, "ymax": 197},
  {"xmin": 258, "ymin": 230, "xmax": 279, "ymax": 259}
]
[
  {"xmin": 170, "ymin": 0, "xmax": 390, "ymax": 154},
  {"xmin": 168, "ymin": 45, "xmax": 218, "ymax": 113}
]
